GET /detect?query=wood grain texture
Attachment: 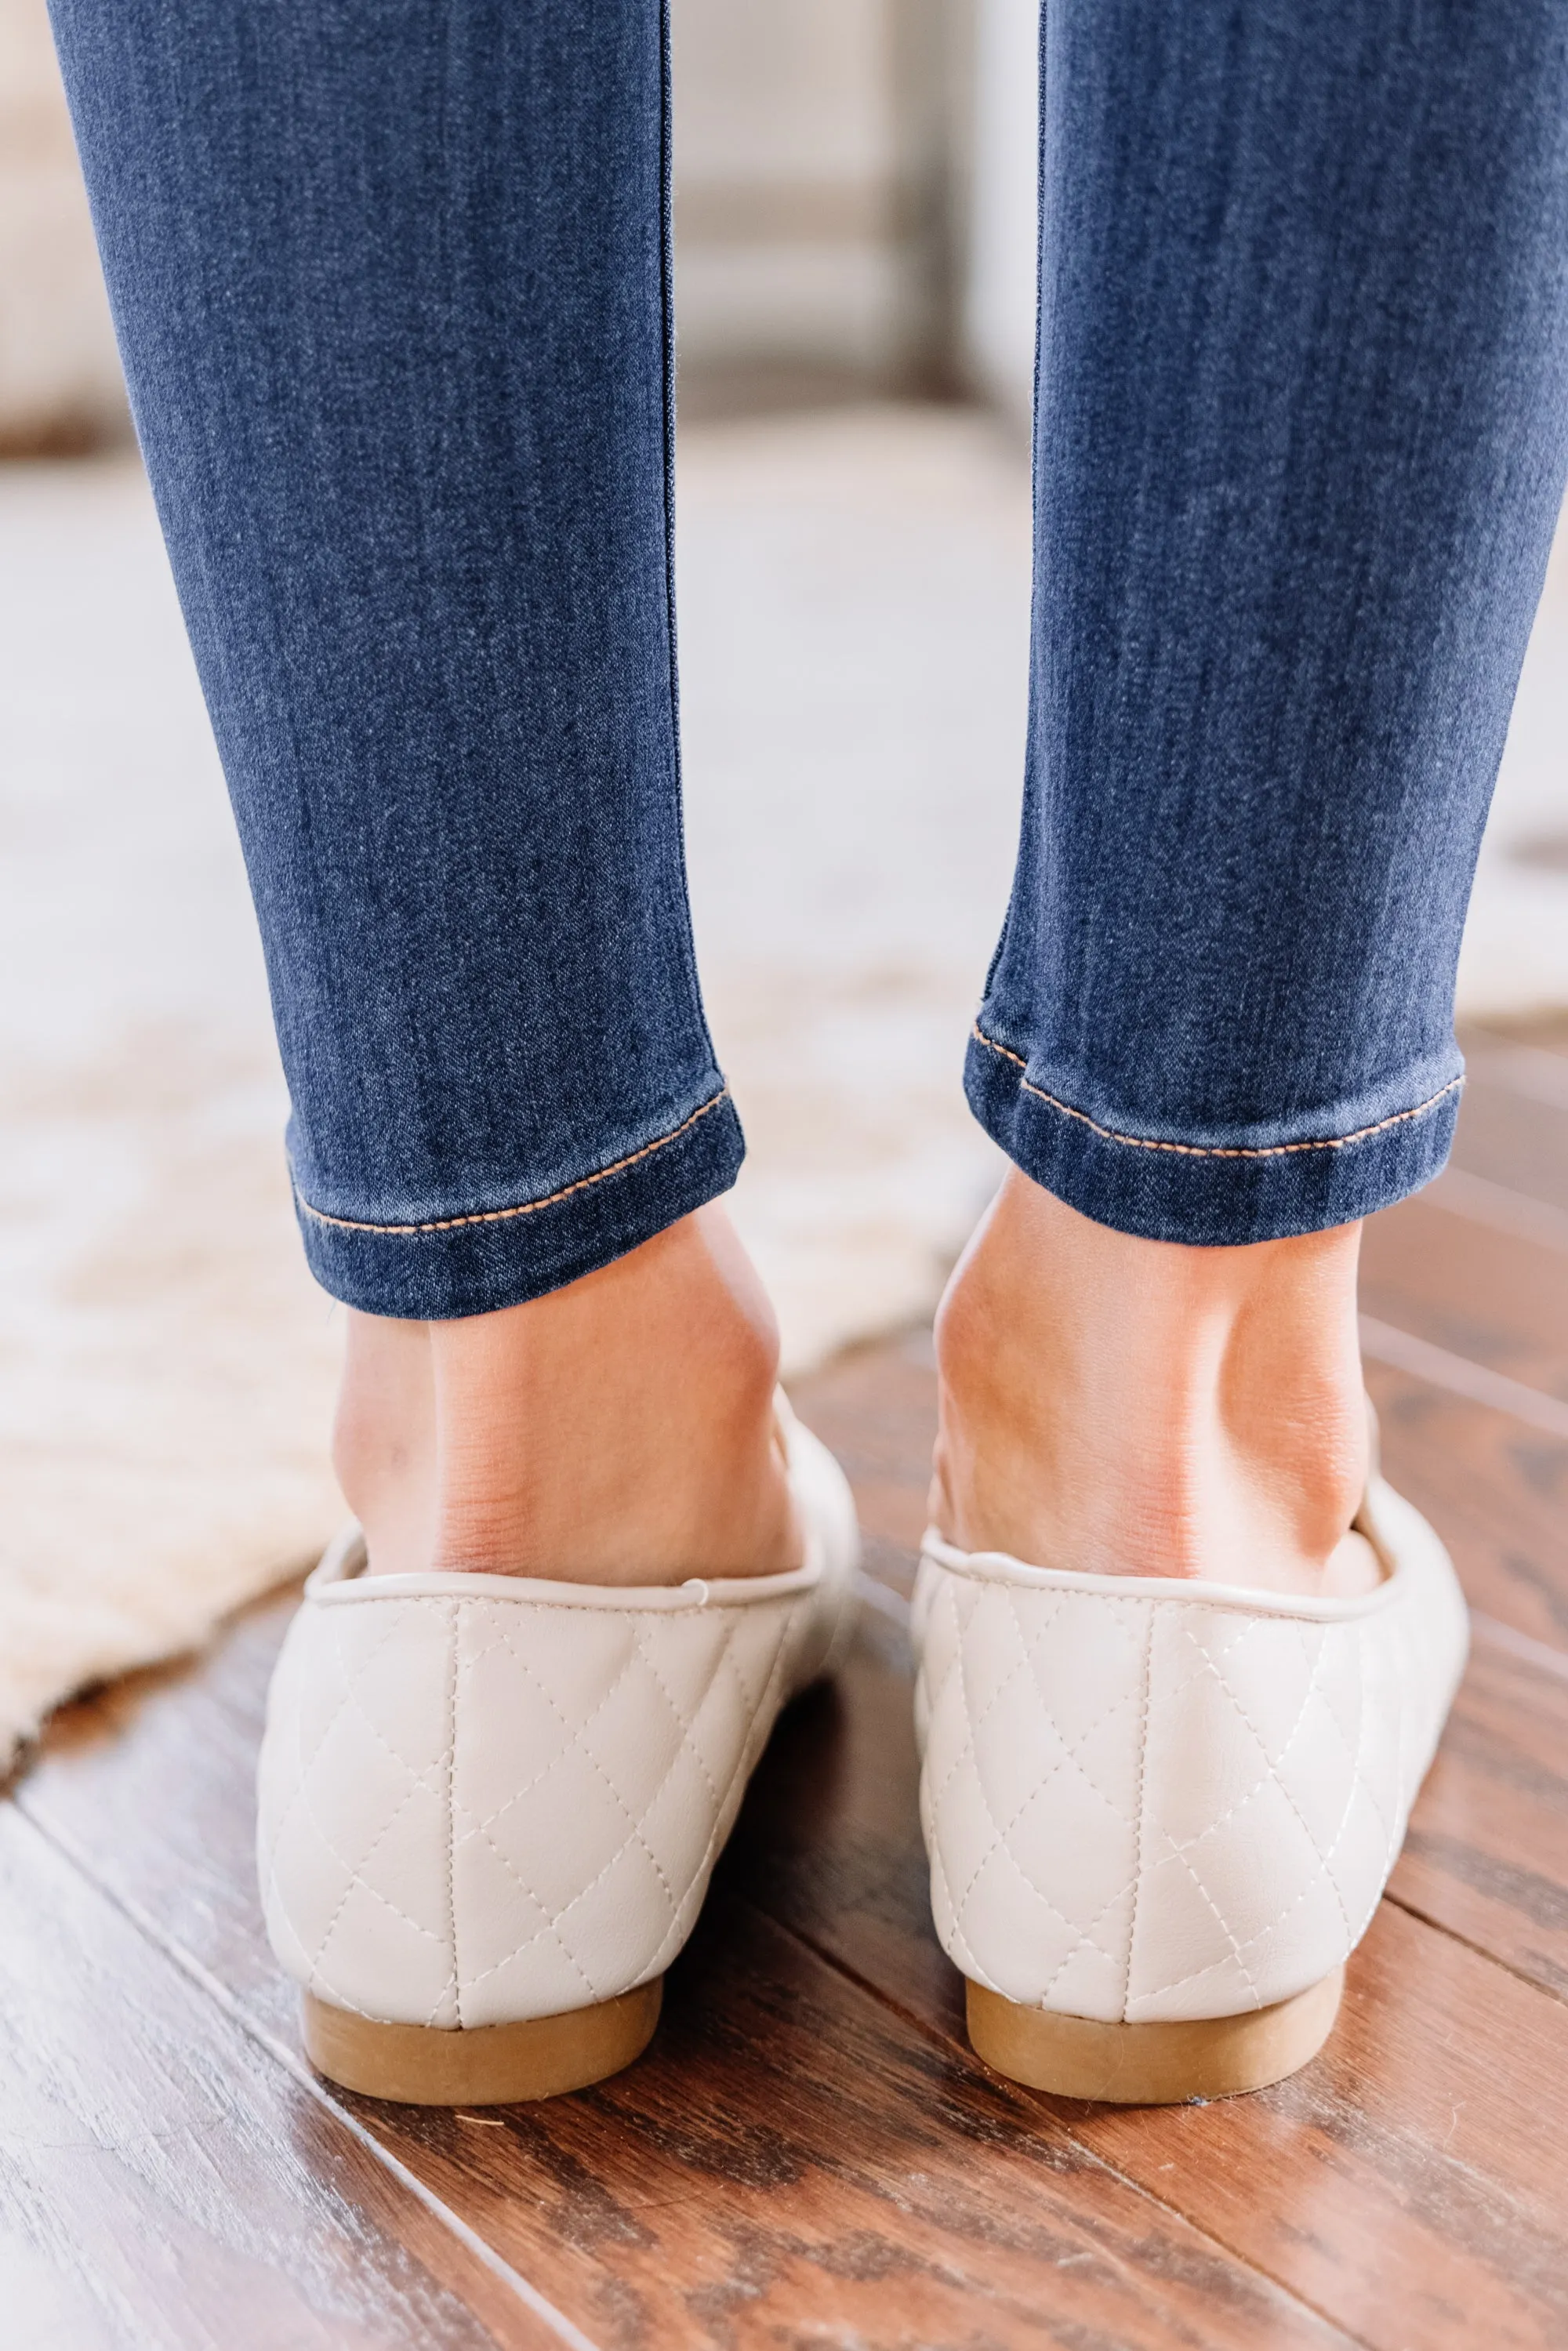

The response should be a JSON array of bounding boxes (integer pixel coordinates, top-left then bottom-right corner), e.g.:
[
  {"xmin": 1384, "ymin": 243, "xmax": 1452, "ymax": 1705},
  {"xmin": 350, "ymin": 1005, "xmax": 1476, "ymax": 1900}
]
[
  {"xmin": 731, "ymin": 1624, "xmax": 1568, "ymax": 2350},
  {"xmin": 1363, "ymin": 1364, "xmax": 1568, "ymax": 1649},
  {"xmin": 48, "ymin": 1544, "xmax": 1556, "ymax": 2351},
  {"xmin": 1391, "ymin": 1628, "xmax": 1568, "ymax": 2001},
  {"xmin": 20, "ymin": 1608, "xmax": 1345, "ymax": 2351},
  {"xmin": 6, "ymin": 1020, "xmax": 1566, "ymax": 2346},
  {"xmin": 1361, "ymin": 1195, "xmax": 1568, "ymax": 1399},
  {"xmin": 1448, "ymin": 1061, "xmax": 1568, "ymax": 1217},
  {"xmin": 1067, "ymin": 1901, "xmax": 1568, "ymax": 2351},
  {"xmin": 778, "ymin": 1342, "xmax": 1568, "ymax": 2351},
  {"xmin": 341, "ymin": 1899, "xmax": 1349, "ymax": 2351},
  {"xmin": 785, "ymin": 1331, "xmax": 936, "ymax": 1592},
  {"xmin": 0, "ymin": 1801, "xmax": 534, "ymax": 2351}
]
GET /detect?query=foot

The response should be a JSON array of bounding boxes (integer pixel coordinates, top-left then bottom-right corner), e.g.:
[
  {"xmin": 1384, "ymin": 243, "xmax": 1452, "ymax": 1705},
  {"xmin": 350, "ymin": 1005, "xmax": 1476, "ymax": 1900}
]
[
  {"xmin": 332, "ymin": 1203, "xmax": 800, "ymax": 1584},
  {"xmin": 931, "ymin": 1171, "xmax": 1381, "ymax": 1598}
]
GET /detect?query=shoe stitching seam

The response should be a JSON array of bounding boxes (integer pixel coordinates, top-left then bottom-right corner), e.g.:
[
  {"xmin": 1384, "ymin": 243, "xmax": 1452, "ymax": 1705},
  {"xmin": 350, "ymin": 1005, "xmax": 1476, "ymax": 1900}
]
[
  {"xmin": 437, "ymin": 1617, "xmax": 654, "ymax": 2003},
  {"xmin": 942, "ymin": 1591, "xmax": 1131, "ymax": 1963},
  {"xmin": 927, "ymin": 1620, "xmax": 1033, "ymax": 1820},
  {"xmin": 453, "ymin": 1609, "xmax": 775, "ymax": 1999},
  {"xmin": 1291, "ymin": 1625, "xmax": 1372, "ymax": 1897},
  {"xmin": 458, "ymin": 1813, "xmax": 603, "ymax": 2005},
  {"xmin": 916, "ymin": 1587, "xmax": 978, "ymax": 1804},
  {"xmin": 476, "ymin": 1620, "xmax": 683, "ymax": 1921},
  {"xmin": 1129, "ymin": 1621, "xmax": 1359, "ymax": 2008},
  {"xmin": 933, "ymin": 1593, "xmax": 1329, "ymax": 2015},
  {"xmin": 1346, "ymin": 1615, "xmax": 1401, "ymax": 1936},
  {"xmin": 1297, "ymin": 1616, "xmax": 1396, "ymax": 1892},
  {"xmin": 643, "ymin": 1613, "xmax": 798, "ymax": 1978},
  {"xmin": 289, "ymin": 1616, "xmax": 459, "ymax": 2006},
  {"xmin": 1037, "ymin": 1872, "xmax": 1143, "ymax": 2006},
  {"xmin": 946, "ymin": 1588, "xmax": 1145, "ymax": 1965},
  {"xmin": 465, "ymin": 1613, "xmax": 688, "ymax": 1830},
  {"xmin": 926, "ymin": 1581, "xmax": 1172, "ymax": 2002},
  {"xmin": 1179, "ymin": 1622, "xmax": 1357, "ymax": 1956},
  {"xmin": 303, "ymin": 1776, "xmax": 446, "ymax": 1979},
  {"xmin": 947, "ymin": 1666, "xmax": 1143, "ymax": 1950},
  {"xmin": 293, "ymin": 1087, "xmax": 731, "ymax": 1236},
  {"xmin": 971, "ymin": 1025, "xmax": 1461, "ymax": 1160},
  {"xmin": 634, "ymin": 1645, "xmax": 723, "ymax": 1818},
  {"xmin": 1122, "ymin": 1605, "xmax": 1154, "ymax": 2019},
  {"xmin": 299, "ymin": 1617, "xmax": 456, "ymax": 1975},
  {"xmin": 1145, "ymin": 1620, "xmax": 1334, "ymax": 1868},
  {"xmin": 259, "ymin": 1611, "xmax": 408, "ymax": 1911},
  {"xmin": 1156, "ymin": 1833, "xmax": 1268, "ymax": 2011},
  {"xmin": 445, "ymin": 1601, "xmax": 460, "ymax": 2027}
]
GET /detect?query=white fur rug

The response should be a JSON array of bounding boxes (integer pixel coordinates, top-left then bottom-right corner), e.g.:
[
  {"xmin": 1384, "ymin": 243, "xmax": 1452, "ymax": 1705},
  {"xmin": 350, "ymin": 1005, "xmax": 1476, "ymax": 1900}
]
[{"xmin": 2, "ymin": 405, "xmax": 1565, "ymax": 1771}]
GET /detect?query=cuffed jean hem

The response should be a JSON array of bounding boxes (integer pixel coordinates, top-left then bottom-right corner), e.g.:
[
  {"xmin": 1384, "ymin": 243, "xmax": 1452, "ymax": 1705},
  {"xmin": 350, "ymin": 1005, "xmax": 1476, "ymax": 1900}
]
[
  {"xmin": 965, "ymin": 1026, "xmax": 1461, "ymax": 1246},
  {"xmin": 292, "ymin": 1087, "xmax": 746, "ymax": 1318}
]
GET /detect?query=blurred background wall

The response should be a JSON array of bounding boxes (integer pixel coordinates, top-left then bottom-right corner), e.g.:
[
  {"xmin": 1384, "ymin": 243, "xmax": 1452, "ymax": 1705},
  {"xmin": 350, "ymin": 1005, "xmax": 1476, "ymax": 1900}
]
[
  {"xmin": 0, "ymin": 0, "xmax": 125, "ymax": 453},
  {"xmin": 672, "ymin": 0, "xmax": 976, "ymax": 411},
  {"xmin": 672, "ymin": 0, "xmax": 1045, "ymax": 424}
]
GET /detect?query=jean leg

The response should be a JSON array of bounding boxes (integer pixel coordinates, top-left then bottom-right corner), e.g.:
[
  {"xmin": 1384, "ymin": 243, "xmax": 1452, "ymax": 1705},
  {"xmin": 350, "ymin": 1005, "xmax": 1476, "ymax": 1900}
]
[
  {"xmin": 47, "ymin": 0, "xmax": 742, "ymax": 1316},
  {"xmin": 970, "ymin": 0, "xmax": 1568, "ymax": 1244}
]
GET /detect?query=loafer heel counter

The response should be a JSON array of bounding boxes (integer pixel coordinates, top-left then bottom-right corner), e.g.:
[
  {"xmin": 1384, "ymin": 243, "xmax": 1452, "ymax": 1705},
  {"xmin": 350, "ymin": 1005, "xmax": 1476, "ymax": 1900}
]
[
  {"xmin": 257, "ymin": 1591, "xmax": 466, "ymax": 2030},
  {"xmin": 258, "ymin": 1411, "xmax": 862, "ymax": 2066},
  {"xmin": 916, "ymin": 1497, "xmax": 1466, "ymax": 2073},
  {"xmin": 260, "ymin": 1584, "xmax": 762, "ymax": 2031}
]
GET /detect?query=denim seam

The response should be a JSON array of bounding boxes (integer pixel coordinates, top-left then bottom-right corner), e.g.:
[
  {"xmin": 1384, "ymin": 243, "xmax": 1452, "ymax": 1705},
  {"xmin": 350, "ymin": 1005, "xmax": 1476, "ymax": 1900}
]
[
  {"xmin": 971, "ymin": 1025, "xmax": 1461, "ymax": 1159},
  {"xmin": 294, "ymin": 1087, "xmax": 730, "ymax": 1236}
]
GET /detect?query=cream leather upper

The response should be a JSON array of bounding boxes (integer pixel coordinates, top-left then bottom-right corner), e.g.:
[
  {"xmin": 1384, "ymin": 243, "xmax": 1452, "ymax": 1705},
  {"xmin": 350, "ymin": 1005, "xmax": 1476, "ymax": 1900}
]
[
  {"xmin": 257, "ymin": 1406, "xmax": 858, "ymax": 2029},
  {"xmin": 913, "ymin": 1475, "xmax": 1468, "ymax": 2024}
]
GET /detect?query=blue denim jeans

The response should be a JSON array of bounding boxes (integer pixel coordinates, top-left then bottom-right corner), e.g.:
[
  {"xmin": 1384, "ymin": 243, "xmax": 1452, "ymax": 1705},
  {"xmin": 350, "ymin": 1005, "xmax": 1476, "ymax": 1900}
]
[{"xmin": 49, "ymin": 0, "xmax": 1568, "ymax": 1311}]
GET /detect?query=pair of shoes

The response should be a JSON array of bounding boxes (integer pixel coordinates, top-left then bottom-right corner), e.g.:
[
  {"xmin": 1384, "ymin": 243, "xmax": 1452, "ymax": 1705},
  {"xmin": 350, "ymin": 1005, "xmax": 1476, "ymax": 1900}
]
[{"xmin": 257, "ymin": 1401, "xmax": 1468, "ymax": 2106}]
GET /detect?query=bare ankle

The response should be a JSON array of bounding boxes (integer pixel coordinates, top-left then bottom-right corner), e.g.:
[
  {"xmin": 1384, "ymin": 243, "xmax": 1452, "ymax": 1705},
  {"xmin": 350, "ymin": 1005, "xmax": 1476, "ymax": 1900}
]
[
  {"xmin": 334, "ymin": 1206, "xmax": 800, "ymax": 1584},
  {"xmin": 932, "ymin": 1173, "xmax": 1377, "ymax": 1597}
]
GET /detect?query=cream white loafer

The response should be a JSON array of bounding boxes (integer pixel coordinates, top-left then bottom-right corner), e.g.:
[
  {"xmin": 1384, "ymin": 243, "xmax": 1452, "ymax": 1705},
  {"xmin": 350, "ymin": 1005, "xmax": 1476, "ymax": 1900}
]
[
  {"xmin": 913, "ymin": 1471, "xmax": 1468, "ymax": 2103},
  {"xmin": 256, "ymin": 1399, "xmax": 858, "ymax": 2104}
]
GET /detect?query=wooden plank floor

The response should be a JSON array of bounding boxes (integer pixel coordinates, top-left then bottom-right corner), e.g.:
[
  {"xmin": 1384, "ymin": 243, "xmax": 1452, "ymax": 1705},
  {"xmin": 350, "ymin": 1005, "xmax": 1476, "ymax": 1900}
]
[{"xmin": 6, "ymin": 1018, "xmax": 1568, "ymax": 2349}]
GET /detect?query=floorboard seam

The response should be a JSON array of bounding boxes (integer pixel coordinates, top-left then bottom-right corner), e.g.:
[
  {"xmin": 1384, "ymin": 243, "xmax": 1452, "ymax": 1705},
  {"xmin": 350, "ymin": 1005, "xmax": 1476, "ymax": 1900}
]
[
  {"xmin": 1428, "ymin": 1166, "xmax": 1568, "ymax": 1255},
  {"xmin": 1468, "ymin": 1609, "xmax": 1568, "ymax": 1679},
  {"xmin": 743, "ymin": 1896, "xmax": 1374, "ymax": 2351},
  {"xmin": 1465, "ymin": 1039, "xmax": 1568, "ymax": 1115},
  {"xmin": 1381, "ymin": 1886, "xmax": 1568, "ymax": 2011},
  {"xmin": 1359, "ymin": 1315, "xmax": 1568, "ymax": 1439},
  {"xmin": 13, "ymin": 1796, "xmax": 603, "ymax": 2351}
]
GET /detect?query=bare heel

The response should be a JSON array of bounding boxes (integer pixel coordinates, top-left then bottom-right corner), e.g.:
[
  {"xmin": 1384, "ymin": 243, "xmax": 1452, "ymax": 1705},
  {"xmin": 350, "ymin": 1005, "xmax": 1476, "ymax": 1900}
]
[
  {"xmin": 302, "ymin": 1979, "xmax": 662, "ymax": 2106},
  {"xmin": 966, "ymin": 1968, "xmax": 1343, "ymax": 2105}
]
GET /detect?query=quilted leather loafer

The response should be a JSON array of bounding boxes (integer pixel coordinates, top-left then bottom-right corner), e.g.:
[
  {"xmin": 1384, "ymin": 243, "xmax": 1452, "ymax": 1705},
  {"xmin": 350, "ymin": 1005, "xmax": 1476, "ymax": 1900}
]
[
  {"xmin": 256, "ymin": 1399, "xmax": 859, "ymax": 2105},
  {"xmin": 913, "ymin": 1468, "xmax": 1468, "ymax": 2104}
]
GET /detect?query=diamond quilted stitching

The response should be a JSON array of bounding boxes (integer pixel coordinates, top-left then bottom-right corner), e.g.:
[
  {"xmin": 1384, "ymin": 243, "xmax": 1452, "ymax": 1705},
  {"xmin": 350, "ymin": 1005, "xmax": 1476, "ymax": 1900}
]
[
  {"xmin": 452, "ymin": 1611, "xmax": 673, "ymax": 2012},
  {"xmin": 260, "ymin": 1599, "xmax": 461, "ymax": 2025},
  {"xmin": 445, "ymin": 1596, "xmax": 797, "ymax": 2022},
  {"xmin": 1127, "ymin": 1603, "xmax": 1399, "ymax": 2015},
  {"xmin": 948, "ymin": 1656, "xmax": 1142, "ymax": 1933},
  {"xmin": 638, "ymin": 1611, "xmax": 797, "ymax": 1979},
  {"xmin": 260, "ymin": 1547, "xmax": 838, "ymax": 2030},
  {"xmin": 258, "ymin": 1605, "xmax": 411, "ymax": 1907},
  {"xmin": 916, "ymin": 1515, "xmax": 1469, "ymax": 2025},
  {"xmin": 1174, "ymin": 1615, "xmax": 1357, "ymax": 1940},
  {"xmin": 922, "ymin": 1581, "xmax": 1147, "ymax": 2014}
]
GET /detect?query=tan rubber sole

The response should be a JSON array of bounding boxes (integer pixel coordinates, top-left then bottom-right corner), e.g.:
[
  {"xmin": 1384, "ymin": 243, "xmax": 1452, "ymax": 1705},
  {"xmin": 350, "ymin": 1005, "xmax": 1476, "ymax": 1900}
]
[
  {"xmin": 302, "ymin": 1979, "xmax": 662, "ymax": 2106},
  {"xmin": 967, "ymin": 1966, "xmax": 1344, "ymax": 2104}
]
